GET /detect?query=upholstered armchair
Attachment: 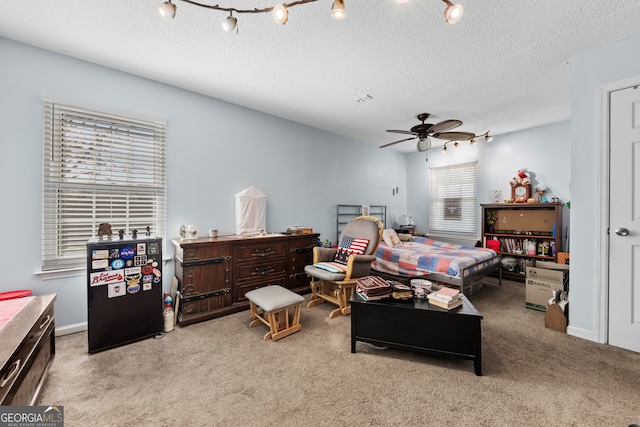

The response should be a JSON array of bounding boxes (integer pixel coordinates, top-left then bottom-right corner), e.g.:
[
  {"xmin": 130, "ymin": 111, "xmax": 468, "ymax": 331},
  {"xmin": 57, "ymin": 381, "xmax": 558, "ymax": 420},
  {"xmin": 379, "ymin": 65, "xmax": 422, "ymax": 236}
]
[{"xmin": 304, "ymin": 216, "xmax": 384, "ymax": 319}]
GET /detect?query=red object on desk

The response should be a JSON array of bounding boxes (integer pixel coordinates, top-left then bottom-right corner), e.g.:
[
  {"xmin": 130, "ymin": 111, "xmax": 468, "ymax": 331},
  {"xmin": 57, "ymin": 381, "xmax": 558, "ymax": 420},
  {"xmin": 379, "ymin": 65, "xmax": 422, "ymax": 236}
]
[{"xmin": 0, "ymin": 290, "xmax": 32, "ymax": 301}]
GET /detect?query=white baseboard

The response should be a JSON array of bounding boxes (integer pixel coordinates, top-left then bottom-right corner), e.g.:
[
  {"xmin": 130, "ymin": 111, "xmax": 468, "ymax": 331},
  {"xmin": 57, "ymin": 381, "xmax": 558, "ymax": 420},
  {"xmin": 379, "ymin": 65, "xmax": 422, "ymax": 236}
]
[
  {"xmin": 567, "ymin": 325, "xmax": 602, "ymax": 343},
  {"xmin": 55, "ymin": 322, "xmax": 87, "ymax": 337}
]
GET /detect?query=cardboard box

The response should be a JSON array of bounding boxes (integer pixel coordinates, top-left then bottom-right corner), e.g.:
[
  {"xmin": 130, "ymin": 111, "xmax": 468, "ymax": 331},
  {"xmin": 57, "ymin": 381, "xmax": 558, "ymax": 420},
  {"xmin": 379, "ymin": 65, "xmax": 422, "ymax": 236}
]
[{"xmin": 525, "ymin": 263, "xmax": 569, "ymax": 312}]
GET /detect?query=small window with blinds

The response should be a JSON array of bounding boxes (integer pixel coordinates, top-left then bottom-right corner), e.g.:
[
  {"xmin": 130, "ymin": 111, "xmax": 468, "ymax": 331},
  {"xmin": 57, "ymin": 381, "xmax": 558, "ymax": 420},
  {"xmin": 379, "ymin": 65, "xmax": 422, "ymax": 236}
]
[
  {"xmin": 428, "ymin": 161, "xmax": 478, "ymax": 238},
  {"xmin": 42, "ymin": 101, "xmax": 167, "ymax": 271}
]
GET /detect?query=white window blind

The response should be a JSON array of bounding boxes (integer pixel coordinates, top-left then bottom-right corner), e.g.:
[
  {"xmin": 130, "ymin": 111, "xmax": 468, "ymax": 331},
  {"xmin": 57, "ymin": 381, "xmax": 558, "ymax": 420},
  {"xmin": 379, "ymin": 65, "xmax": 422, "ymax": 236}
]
[
  {"xmin": 42, "ymin": 101, "xmax": 167, "ymax": 271},
  {"xmin": 428, "ymin": 161, "xmax": 478, "ymax": 237}
]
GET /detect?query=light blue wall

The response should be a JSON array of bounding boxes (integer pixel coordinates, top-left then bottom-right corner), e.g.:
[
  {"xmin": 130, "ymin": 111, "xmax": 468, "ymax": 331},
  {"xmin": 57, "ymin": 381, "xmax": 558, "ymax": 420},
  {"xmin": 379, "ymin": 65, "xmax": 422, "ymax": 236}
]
[
  {"xmin": 405, "ymin": 121, "xmax": 571, "ymax": 248},
  {"xmin": 0, "ymin": 37, "xmax": 406, "ymax": 330},
  {"xmin": 569, "ymin": 34, "xmax": 640, "ymax": 340}
]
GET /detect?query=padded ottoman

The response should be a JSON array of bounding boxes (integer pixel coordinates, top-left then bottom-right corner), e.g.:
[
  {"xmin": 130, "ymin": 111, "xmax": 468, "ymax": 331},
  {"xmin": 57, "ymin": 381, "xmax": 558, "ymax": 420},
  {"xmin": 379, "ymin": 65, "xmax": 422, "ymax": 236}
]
[{"xmin": 245, "ymin": 285, "xmax": 305, "ymax": 341}]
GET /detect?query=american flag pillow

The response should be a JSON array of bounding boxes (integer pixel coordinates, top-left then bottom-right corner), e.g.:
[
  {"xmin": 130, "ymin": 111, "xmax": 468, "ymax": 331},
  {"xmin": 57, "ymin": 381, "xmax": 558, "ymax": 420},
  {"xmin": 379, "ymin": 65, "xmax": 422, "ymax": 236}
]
[{"xmin": 334, "ymin": 236, "xmax": 370, "ymax": 265}]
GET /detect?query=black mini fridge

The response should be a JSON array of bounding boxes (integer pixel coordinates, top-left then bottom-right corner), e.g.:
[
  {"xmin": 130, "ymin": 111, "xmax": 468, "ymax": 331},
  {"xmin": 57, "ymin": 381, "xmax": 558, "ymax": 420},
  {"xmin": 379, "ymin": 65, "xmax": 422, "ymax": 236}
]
[{"xmin": 86, "ymin": 236, "xmax": 164, "ymax": 353}]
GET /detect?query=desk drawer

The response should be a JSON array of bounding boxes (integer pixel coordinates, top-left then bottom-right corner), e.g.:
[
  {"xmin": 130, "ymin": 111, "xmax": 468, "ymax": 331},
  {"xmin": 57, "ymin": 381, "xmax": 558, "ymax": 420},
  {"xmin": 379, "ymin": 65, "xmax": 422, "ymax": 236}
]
[{"xmin": 1, "ymin": 304, "xmax": 54, "ymax": 405}]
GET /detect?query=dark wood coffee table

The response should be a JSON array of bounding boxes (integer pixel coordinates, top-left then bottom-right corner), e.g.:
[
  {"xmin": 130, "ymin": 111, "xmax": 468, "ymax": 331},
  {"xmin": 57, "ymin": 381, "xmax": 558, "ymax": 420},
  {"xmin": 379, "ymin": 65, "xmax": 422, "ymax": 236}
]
[{"xmin": 350, "ymin": 293, "xmax": 483, "ymax": 375}]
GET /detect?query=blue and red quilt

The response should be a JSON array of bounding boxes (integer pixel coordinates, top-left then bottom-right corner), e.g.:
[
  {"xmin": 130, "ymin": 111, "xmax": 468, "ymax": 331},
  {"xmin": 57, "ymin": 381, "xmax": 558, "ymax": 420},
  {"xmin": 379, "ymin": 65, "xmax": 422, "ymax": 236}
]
[{"xmin": 373, "ymin": 237, "xmax": 497, "ymax": 278}]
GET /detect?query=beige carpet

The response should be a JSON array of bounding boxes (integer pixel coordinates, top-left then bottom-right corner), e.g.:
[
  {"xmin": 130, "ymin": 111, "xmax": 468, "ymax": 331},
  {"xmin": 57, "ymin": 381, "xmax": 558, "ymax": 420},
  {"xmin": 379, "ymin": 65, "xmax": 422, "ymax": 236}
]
[{"xmin": 37, "ymin": 279, "xmax": 640, "ymax": 426}]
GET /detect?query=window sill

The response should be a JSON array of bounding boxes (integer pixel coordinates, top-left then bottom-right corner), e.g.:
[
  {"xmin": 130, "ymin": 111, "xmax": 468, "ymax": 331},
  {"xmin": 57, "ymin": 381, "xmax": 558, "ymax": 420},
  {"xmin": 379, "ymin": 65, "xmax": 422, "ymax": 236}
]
[{"xmin": 34, "ymin": 257, "xmax": 172, "ymax": 281}]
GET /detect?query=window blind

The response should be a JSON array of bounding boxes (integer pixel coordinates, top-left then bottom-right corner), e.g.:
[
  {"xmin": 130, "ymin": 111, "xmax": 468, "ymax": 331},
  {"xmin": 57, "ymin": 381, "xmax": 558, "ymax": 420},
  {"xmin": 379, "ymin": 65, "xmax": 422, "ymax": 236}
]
[
  {"xmin": 42, "ymin": 101, "xmax": 167, "ymax": 271},
  {"xmin": 428, "ymin": 161, "xmax": 478, "ymax": 236}
]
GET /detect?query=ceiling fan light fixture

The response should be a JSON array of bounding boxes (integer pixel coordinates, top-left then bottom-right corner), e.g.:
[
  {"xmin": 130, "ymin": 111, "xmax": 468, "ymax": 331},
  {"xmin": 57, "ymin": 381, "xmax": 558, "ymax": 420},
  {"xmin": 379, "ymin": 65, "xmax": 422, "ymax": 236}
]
[
  {"xmin": 442, "ymin": 0, "xmax": 463, "ymax": 24},
  {"xmin": 222, "ymin": 14, "xmax": 238, "ymax": 33},
  {"xmin": 158, "ymin": 1, "xmax": 177, "ymax": 20},
  {"xmin": 470, "ymin": 138, "xmax": 477, "ymax": 145},
  {"xmin": 272, "ymin": 4, "xmax": 288, "ymax": 25},
  {"xmin": 330, "ymin": 0, "xmax": 346, "ymax": 20},
  {"xmin": 416, "ymin": 137, "xmax": 431, "ymax": 152},
  {"xmin": 485, "ymin": 134, "xmax": 494, "ymax": 142},
  {"xmin": 454, "ymin": 141, "xmax": 459, "ymax": 148},
  {"xmin": 442, "ymin": 145, "xmax": 448, "ymax": 153}
]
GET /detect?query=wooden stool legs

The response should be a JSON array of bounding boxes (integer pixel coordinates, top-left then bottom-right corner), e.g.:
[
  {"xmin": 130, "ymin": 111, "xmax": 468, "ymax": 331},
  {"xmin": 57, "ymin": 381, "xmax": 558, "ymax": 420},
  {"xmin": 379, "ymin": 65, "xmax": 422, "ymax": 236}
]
[{"xmin": 249, "ymin": 300, "xmax": 302, "ymax": 341}]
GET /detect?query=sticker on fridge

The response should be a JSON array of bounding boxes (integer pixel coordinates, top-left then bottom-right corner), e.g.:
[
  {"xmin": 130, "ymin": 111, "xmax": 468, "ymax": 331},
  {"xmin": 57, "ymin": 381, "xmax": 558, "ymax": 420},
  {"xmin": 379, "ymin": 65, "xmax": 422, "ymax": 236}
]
[
  {"xmin": 137, "ymin": 243, "xmax": 146, "ymax": 255},
  {"xmin": 92, "ymin": 259, "xmax": 109, "ymax": 269},
  {"xmin": 108, "ymin": 282, "xmax": 126, "ymax": 298},
  {"xmin": 90, "ymin": 270, "xmax": 125, "ymax": 287},
  {"xmin": 92, "ymin": 249, "xmax": 109, "ymax": 260}
]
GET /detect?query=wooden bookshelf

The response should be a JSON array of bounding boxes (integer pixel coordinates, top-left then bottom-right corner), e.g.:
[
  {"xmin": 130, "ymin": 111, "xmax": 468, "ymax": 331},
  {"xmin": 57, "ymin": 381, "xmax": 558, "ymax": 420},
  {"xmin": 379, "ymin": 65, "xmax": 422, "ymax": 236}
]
[{"xmin": 481, "ymin": 202, "xmax": 563, "ymax": 281}]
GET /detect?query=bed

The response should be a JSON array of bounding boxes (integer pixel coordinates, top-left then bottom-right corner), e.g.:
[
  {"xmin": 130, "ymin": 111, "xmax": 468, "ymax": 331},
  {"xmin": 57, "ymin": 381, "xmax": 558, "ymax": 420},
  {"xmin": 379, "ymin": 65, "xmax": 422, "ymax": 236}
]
[{"xmin": 372, "ymin": 235, "xmax": 501, "ymax": 296}]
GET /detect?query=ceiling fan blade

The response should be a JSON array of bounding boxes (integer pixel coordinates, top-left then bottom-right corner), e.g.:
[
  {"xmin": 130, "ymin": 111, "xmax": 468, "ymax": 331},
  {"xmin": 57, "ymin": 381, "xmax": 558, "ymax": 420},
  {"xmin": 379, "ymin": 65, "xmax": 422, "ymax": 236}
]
[
  {"xmin": 429, "ymin": 119, "xmax": 463, "ymax": 134},
  {"xmin": 386, "ymin": 129, "xmax": 417, "ymax": 135},
  {"xmin": 431, "ymin": 131, "xmax": 476, "ymax": 141},
  {"xmin": 379, "ymin": 136, "xmax": 417, "ymax": 148}
]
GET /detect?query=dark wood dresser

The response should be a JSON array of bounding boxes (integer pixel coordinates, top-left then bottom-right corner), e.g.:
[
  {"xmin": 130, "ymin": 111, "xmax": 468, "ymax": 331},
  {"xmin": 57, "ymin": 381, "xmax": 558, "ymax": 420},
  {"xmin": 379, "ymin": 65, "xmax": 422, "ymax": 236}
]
[
  {"xmin": 172, "ymin": 233, "xmax": 318, "ymax": 326},
  {"xmin": 0, "ymin": 294, "xmax": 56, "ymax": 405}
]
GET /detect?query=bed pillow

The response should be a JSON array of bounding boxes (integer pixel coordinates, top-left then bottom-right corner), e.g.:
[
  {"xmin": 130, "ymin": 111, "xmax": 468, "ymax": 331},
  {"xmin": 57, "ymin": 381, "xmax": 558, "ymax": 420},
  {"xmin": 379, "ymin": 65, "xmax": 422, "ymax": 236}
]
[
  {"xmin": 334, "ymin": 236, "xmax": 370, "ymax": 264},
  {"xmin": 382, "ymin": 229, "xmax": 402, "ymax": 247}
]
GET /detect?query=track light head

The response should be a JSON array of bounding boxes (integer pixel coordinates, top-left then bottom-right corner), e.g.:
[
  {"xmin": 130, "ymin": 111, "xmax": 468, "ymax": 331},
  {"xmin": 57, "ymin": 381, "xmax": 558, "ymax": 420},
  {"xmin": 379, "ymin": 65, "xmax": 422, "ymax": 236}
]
[
  {"xmin": 470, "ymin": 138, "xmax": 477, "ymax": 145},
  {"xmin": 158, "ymin": 1, "xmax": 177, "ymax": 20},
  {"xmin": 222, "ymin": 15, "xmax": 238, "ymax": 33},
  {"xmin": 485, "ymin": 134, "xmax": 493, "ymax": 142},
  {"xmin": 272, "ymin": 4, "xmax": 289, "ymax": 25},
  {"xmin": 330, "ymin": 0, "xmax": 346, "ymax": 20},
  {"xmin": 442, "ymin": 0, "xmax": 463, "ymax": 24}
]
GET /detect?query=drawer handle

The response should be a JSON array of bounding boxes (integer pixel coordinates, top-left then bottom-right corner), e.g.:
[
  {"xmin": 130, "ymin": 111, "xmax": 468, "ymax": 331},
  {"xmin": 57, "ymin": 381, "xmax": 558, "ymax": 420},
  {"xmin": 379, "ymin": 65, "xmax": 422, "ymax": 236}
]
[
  {"xmin": 290, "ymin": 246, "xmax": 313, "ymax": 254},
  {"xmin": 252, "ymin": 248, "xmax": 274, "ymax": 257},
  {"xmin": 39, "ymin": 314, "xmax": 51, "ymax": 329},
  {"xmin": 252, "ymin": 266, "xmax": 274, "ymax": 276},
  {"xmin": 289, "ymin": 272, "xmax": 307, "ymax": 280},
  {"xmin": 0, "ymin": 359, "xmax": 20, "ymax": 388},
  {"xmin": 225, "ymin": 268, "xmax": 229, "ymax": 284}
]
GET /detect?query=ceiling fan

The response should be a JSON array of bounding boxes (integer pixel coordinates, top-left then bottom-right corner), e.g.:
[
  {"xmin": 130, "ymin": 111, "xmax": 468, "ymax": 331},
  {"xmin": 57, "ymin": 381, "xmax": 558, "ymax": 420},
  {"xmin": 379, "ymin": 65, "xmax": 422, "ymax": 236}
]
[{"xmin": 380, "ymin": 113, "xmax": 476, "ymax": 151}]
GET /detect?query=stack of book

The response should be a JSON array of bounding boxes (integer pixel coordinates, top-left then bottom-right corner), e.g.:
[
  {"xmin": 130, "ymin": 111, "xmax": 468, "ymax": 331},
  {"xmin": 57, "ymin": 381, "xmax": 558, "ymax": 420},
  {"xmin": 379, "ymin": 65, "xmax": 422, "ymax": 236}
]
[
  {"xmin": 427, "ymin": 286, "xmax": 463, "ymax": 310},
  {"xmin": 355, "ymin": 276, "xmax": 392, "ymax": 300}
]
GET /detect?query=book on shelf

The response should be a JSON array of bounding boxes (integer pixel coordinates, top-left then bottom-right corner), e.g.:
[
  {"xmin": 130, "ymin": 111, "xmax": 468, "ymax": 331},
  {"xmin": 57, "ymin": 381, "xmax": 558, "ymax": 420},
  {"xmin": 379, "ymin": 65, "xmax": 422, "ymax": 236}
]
[{"xmin": 427, "ymin": 296, "xmax": 463, "ymax": 310}]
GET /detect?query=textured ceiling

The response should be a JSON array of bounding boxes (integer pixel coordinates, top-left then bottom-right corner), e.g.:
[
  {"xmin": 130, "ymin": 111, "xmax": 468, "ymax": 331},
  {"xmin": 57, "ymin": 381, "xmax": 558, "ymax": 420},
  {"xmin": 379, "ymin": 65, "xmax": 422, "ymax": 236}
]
[{"xmin": 2, "ymin": 0, "xmax": 640, "ymax": 152}]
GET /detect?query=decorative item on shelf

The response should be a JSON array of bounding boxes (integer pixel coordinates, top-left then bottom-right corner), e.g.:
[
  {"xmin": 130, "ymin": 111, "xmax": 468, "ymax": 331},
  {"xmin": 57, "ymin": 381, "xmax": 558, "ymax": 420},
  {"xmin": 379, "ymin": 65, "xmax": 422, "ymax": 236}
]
[
  {"xmin": 97, "ymin": 223, "xmax": 112, "ymax": 239},
  {"xmin": 535, "ymin": 184, "xmax": 547, "ymax": 202},
  {"xmin": 486, "ymin": 210, "xmax": 497, "ymax": 233},
  {"xmin": 509, "ymin": 168, "xmax": 531, "ymax": 202},
  {"xmin": 490, "ymin": 190, "xmax": 502, "ymax": 203}
]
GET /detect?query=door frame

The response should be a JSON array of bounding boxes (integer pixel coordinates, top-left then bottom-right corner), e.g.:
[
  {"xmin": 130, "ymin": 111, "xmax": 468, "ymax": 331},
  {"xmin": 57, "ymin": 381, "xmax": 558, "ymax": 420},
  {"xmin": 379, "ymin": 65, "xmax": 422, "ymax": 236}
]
[{"xmin": 597, "ymin": 76, "xmax": 640, "ymax": 344}]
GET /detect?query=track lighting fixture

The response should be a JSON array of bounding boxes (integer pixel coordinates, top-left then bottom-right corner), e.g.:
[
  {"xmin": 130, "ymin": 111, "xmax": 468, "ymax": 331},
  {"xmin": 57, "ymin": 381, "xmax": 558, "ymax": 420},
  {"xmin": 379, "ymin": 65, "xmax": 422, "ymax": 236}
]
[
  {"xmin": 157, "ymin": 0, "xmax": 466, "ymax": 30},
  {"xmin": 272, "ymin": 4, "xmax": 288, "ymax": 25},
  {"xmin": 442, "ymin": 0, "xmax": 464, "ymax": 24},
  {"xmin": 475, "ymin": 131, "xmax": 493, "ymax": 142},
  {"xmin": 158, "ymin": 1, "xmax": 177, "ymax": 20},
  {"xmin": 330, "ymin": 0, "xmax": 346, "ymax": 20},
  {"xmin": 222, "ymin": 14, "xmax": 237, "ymax": 33},
  {"xmin": 469, "ymin": 138, "xmax": 477, "ymax": 145}
]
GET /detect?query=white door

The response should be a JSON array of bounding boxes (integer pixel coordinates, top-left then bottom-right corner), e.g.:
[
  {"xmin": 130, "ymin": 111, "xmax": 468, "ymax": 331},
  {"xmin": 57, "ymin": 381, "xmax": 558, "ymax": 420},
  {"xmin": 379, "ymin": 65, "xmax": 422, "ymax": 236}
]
[{"xmin": 608, "ymin": 85, "xmax": 640, "ymax": 352}]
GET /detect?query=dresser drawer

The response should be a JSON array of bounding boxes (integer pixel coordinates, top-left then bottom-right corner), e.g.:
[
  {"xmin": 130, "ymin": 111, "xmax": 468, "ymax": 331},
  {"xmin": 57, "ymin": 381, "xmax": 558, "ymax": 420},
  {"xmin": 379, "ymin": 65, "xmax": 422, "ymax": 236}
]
[
  {"xmin": 180, "ymin": 245, "xmax": 233, "ymax": 263},
  {"xmin": 236, "ymin": 259, "xmax": 287, "ymax": 284},
  {"xmin": 179, "ymin": 291, "xmax": 233, "ymax": 320},
  {"xmin": 236, "ymin": 277, "xmax": 287, "ymax": 303},
  {"xmin": 179, "ymin": 261, "xmax": 233, "ymax": 297},
  {"xmin": 236, "ymin": 241, "xmax": 287, "ymax": 262}
]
